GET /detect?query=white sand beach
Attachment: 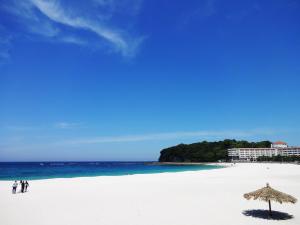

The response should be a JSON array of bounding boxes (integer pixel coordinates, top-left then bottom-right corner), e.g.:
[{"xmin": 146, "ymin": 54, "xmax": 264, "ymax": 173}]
[{"xmin": 0, "ymin": 163, "xmax": 299, "ymax": 225}]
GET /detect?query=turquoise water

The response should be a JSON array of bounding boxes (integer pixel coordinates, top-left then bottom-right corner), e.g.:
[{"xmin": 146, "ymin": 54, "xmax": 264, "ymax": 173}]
[{"xmin": 0, "ymin": 162, "xmax": 222, "ymax": 180}]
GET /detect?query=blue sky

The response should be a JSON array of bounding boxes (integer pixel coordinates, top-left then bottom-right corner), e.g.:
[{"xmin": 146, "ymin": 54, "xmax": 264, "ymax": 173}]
[{"xmin": 0, "ymin": 0, "xmax": 300, "ymax": 161}]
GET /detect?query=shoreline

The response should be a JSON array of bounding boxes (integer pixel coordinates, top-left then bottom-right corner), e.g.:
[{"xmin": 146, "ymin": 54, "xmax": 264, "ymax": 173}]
[
  {"xmin": 146, "ymin": 161, "xmax": 218, "ymax": 165},
  {"xmin": 1, "ymin": 161, "xmax": 299, "ymax": 182},
  {"xmin": 0, "ymin": 162, "xmax": 224, "ymax": 181}
]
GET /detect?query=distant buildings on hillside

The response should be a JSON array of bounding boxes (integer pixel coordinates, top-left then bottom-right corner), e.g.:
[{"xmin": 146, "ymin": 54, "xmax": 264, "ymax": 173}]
[
  {"xmin": 228, "ymin": 141, "xmax": 300, "ymax": 161},
  {"xmin": 271, "ymin": 141, "xmax": 288, "ymax": 148}
]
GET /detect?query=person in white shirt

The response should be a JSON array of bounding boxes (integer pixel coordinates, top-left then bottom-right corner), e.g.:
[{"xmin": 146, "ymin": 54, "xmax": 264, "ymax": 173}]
[{"xmin": 12, "ymin": 181, "xmax": 18, "ymax": 194}]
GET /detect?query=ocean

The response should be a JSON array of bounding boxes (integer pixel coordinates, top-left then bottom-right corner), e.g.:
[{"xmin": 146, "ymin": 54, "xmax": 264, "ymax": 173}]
[{"xmin": 0, "ymin": 162, "xmax": 222, "ymax": 180}]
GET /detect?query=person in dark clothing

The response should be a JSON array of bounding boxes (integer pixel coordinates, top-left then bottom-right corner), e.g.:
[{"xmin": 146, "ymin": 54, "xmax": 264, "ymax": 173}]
[
  {"xmin": 24, "ymin": 181, "xmax": 29, "ymax": 192},
  {"xmin": 21, "ymin": 180, "xmax": 25, "ymax": 193}
]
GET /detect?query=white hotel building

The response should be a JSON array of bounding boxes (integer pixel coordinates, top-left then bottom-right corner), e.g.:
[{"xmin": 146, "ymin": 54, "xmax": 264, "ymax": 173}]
[{"xmin": 228, "ymin": 141, "xmax": 300, "ymax": 161}]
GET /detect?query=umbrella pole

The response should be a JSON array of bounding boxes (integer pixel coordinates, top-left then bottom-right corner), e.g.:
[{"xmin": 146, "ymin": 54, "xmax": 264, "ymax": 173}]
[{"xmin": 268, "ymin": 200, "xmax": 272, "ymax": 217}]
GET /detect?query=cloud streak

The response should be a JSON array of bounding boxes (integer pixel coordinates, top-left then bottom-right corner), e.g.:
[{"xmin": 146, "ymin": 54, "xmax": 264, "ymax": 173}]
[
  {"xmin": 1, "ymin": 0, "xmax": 143, "ymax": 57},
  {"xmin": 60, "ymin": 129, "xmax": 277, "ymax": 145},
  {"xmin": 30, "ymin": 0, "xmax": 140, "ymax": 56},
  {"xmin": 178, "ymin": 0, "xmax": 217, "ymax": 28},
  {"xmin": 54, "ymin": 122, "xmax": 83, "ymax": 129},
  {"xmin": 0, "ymin": 26, "xmax": 12, "ymax": 62}
]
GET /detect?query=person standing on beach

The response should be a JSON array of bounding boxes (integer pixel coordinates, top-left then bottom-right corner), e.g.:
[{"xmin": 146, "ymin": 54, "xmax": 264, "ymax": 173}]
[
  {"xmin": 24, "ymin": 181, "xmax": 29, "ymax": 192},
  {"xmin": 19, "ymin": 180, "xmax": 22, "ymax": 192},
  {"xmin": 21, "ymin": 180, "xmax": 25, "ymax": 193},
  {"xmin": 12, "ymin": 181, "xmax": 18, "ymax": 194}
]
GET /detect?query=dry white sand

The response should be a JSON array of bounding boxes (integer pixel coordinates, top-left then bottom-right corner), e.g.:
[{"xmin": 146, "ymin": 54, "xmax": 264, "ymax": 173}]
[{"xmin": 0, "ymin": 163, "xmax": 299, "ymax": 225}]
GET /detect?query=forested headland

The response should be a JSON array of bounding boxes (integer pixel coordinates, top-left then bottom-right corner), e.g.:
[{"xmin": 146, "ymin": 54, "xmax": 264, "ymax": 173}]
[{"xmin": 158, "ymin": 139, "xmax": 271, "ymax": 162}]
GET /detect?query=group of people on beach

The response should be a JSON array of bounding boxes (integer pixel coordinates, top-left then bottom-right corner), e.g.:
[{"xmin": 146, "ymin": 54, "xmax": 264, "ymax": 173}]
[{"xmin": 12, "ymin": 180, "xmax": 29, "ymax": 194}]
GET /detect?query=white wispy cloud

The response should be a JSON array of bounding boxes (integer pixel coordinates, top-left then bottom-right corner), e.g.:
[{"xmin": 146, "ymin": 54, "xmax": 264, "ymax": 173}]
[
  {"xmin": 2, "ymin": 122, "xmax": 82, "ymax": 131},
  {"xmin": 30, "ymin": 0, "xmax": 133, "ymax": 55},
  {"xmin": 60, "ymin": 129, "xmax": 277, "ymax": 145},
  {"xmin": 1, "ymin": 0, "xmax": 143, "ymax": 57},
  {"xmin": 179, "ymin": 0, "xmax": 217, "ymax": 28},
  {"xmin": 4, "ymin": 125, "xmax": 38, "ymax": 131},
  {"xmin": 54, "ymin": 122, "xmax": 83, "ymax": 129},
  {"xmin": 0, "ymin": 51, "xmax": 10, "ymax": 61},
  {"xmin": 59, "ymin": 36, "xmax": 87, "ymax": 46},
  {"xmin": 0, "ymin": 26, "xmax": 12, "ymax": 62}
]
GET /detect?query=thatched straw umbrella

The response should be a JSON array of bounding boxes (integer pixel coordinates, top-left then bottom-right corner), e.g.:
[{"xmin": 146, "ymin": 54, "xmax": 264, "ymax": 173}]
[{"xmin": 244, "ymin": 183, "xmax": 297, "ymax": 216}]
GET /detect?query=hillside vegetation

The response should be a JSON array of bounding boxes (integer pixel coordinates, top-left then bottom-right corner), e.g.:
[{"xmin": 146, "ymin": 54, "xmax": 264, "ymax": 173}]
[{"xmin": 158, "ymin": 139, "xmax": 271, "ymax": 162}]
